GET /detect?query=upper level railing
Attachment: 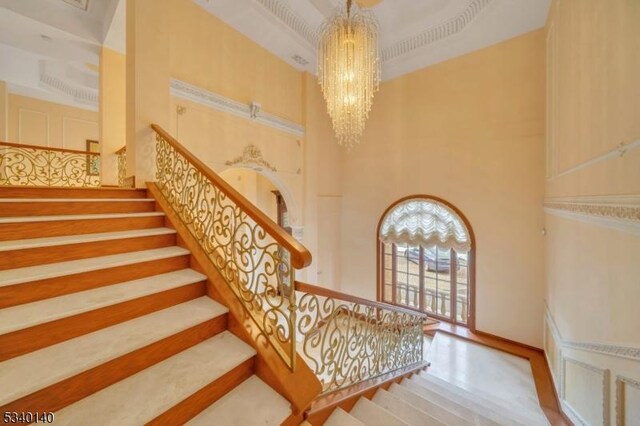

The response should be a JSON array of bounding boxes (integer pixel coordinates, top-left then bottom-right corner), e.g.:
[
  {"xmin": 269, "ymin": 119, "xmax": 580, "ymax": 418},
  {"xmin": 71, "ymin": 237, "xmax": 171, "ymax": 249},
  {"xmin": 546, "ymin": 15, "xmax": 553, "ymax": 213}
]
[
  {"xmin": 151, "ymin": 124, "xmax": 426, "ymax": 388},
  {"xmin": 296, "ymin": 281, "xmax": 426, "ymax": 394},
  {"xmin": 115, "ymin": 146, "xmax": 127, "ymax": 187},
  {"xmin": 0, "ymin": 141, "xmax": 100, "ymax": 188}
]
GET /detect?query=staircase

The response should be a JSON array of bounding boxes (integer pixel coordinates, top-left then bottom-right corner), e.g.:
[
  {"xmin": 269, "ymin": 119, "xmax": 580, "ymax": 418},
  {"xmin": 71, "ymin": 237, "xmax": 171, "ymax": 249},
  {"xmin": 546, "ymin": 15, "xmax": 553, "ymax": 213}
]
[
  {"xmin": 323, "ymin": 367, "xmax": 550, "ymax": 426},
  {"xmin": 0, "ymin": 186, "xmax": 292, "ymax": 425}
]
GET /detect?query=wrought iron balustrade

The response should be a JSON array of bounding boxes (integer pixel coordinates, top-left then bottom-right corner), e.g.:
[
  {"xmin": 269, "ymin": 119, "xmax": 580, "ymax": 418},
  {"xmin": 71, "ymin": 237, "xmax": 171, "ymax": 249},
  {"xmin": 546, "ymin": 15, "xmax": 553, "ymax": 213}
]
[
  {"xmin": 0, "ymin": 141, "xmax": 100, "ymax": 188},
  {"xmin": 296, "ymin": 282, "xmax": 426, "ymax": 394},
  {"xmin": 152, "ymin": 124, "xmax": 426, "ymax": 386}
]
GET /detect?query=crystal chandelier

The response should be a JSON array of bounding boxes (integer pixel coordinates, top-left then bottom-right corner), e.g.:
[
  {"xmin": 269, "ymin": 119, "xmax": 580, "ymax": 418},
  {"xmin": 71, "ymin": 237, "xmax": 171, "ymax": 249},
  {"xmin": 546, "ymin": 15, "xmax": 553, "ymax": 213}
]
[{"xmin": 317, "ymin": 0, "xmax": 380, "ymax": 150}]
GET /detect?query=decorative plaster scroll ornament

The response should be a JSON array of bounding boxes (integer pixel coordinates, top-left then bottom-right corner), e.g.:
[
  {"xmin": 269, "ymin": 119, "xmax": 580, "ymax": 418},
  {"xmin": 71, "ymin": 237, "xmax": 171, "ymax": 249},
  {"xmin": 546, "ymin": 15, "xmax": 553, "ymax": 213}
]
[{"xmin": 225, "ymin": 145, "xmax": 277, "ymax": 172}]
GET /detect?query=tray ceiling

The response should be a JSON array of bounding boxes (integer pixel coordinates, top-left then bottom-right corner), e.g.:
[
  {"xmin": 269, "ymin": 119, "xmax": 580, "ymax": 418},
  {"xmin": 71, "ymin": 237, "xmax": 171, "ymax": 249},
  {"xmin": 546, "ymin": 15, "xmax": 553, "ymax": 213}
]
[{"xmin": 194, "ymin": 0, "xmax": 550, "ymax": 80}]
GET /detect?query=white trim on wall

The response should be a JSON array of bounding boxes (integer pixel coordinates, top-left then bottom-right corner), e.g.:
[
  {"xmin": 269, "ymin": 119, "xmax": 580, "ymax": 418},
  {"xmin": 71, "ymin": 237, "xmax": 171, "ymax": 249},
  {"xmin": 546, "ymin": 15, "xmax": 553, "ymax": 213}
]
[
  {"xmin": 556, "ymin": 139, "xmax": 640, "ymax": 178},
  {"xmin": 543, "ymin": 194, "xmax": 640, "ymax": 237},
  {"xmin": 545, "ymin": 304, "xmax": 640, "ymax": 363},
  {"xmin": 561, "ymin": 357, "xmax": 611, "ymax": 426},
  {"xmin": 169, "ymin": 79, "xmax": 305, "ymax": 138},
  {"xmin": 616, "ymin": 375, "xmax": 640, "ymax": 426}
]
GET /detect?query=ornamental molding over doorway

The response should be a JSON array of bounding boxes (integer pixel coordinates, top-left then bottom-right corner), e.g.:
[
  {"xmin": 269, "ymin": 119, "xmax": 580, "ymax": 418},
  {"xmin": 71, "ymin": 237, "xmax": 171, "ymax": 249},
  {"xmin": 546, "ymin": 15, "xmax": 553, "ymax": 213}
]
[{"xmin": 225, "ymin": 145, "xmax": 277, "ymax": 172}]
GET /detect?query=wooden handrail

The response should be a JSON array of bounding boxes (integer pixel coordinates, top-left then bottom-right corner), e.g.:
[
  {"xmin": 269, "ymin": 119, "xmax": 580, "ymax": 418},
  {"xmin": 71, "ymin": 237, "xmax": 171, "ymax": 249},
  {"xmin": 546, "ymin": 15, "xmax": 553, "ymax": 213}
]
[
  {"xmin": 0, "ymin": 141, "xmax": 100, "ymax": 156},
  {"xmin": 151, "ymin": 124, "xmax": 312, "ymax": 269},
  {"xmin": 295, "ymin": 281, "xmax": 428, "ymax": 319}
]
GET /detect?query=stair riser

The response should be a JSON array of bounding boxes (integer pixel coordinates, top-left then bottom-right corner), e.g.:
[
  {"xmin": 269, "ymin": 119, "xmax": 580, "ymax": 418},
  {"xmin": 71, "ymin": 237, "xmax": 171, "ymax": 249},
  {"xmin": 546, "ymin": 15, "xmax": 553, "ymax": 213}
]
[
  {"xmin": 0, "ymin": 201, "xmax": 156, "ymax": 217},
  {"xmin": 147, "ymin": 358, "xmax": 255, "ymax": 425},
  {"xmin": 0, "ymin": 233, "xmax": 177, "ymax": 270},
  {"xmin": 0, "ymin": 187, "xmax": 148, "ymax": 199},
  {"xmin": 0, "ymin": 315, "xmax": 228, "ymax": 414},
  {"xmin": 0, "ymin": 281, "xmax": 206, "ymax": 361},
  {"xmin": 0, "ymin": 255, "xmax": 191, "ymax": 308},
  {"xmin": 0, "ymin": 216, "xmax": 166, "ymax": 241}
]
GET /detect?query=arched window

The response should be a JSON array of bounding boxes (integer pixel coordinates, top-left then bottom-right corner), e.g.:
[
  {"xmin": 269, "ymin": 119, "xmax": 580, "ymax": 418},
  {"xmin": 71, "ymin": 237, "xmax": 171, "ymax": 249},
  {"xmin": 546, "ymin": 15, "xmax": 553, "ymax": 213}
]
[{"xmin": 377, "ymin": 196, "xmax": 476, "ymax": 328}]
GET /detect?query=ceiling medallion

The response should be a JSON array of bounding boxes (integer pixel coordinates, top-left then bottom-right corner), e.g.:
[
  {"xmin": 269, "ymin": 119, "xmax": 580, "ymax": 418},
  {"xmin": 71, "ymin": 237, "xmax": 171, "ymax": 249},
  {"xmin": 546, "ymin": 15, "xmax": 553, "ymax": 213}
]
[{"xmin": 317, "ymin": 0, "xmax": 380, "ymax": 150}]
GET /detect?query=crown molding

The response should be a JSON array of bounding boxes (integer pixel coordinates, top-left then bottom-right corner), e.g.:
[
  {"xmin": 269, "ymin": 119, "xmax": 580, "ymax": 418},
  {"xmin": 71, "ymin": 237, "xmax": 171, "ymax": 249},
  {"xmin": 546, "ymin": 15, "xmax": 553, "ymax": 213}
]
[
  {"xmin": 39, "ymin": 73, "xmax": 98, "ymax": 108},
  {"xmin": 169, "ymin": 79, "xmax": 305, "ymax": 138},
  {"xmin": 381, "ymin": 0, "xmax": 493, "ymax": 62},
  {"xmin": 255, "ymin": 0, "xmax": 318, "ymax": 47}
]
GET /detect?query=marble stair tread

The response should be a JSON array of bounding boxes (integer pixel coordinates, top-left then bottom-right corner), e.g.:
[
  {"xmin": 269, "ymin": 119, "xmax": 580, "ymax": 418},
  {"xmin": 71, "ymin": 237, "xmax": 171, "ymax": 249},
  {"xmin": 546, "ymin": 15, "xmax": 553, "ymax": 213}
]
[
  {"xmin": 0, "ymin": 297, "xmax": 227, "ymax": 406},
  {"xmin": 0, "ymin": 211, "xmax": 164, "ymax": 223},
  {"xmin": 372, "ymin": 388, "xmax": 445, "ymax": 426},
  {"xmin": 0, "ymin": 246, "xmax": 190, "ymax": 287},
  {"xmin": 415, "ymin": 373, "xmax": 549, "ymax": 426},
  {"xmin": 401, "ymin": 379, "xmax": 501, "ymax": 426},
  {"xmin": 186, "ymin": 375, "xmax": 290, "ymax": 426},
  {"xmin": 0, "ymin": 227, "xmax": 176, "ymax": 252},
  {"xmin": 55, "ymin": 331, "xmax": 255, "ymax": 426},
  {"xmin": 0, "ymin": 198, "xmax": 153, "ymax": 203},
  {"xmin": 0, "ymin": 269, "xmax": 206, "ymax": 335},
  {"xmin": 388, "ymin": 383, "xmax": 472, "ymax": 426},
  {"xmin": 324, "ymin": 407, "xmax": 366, "ymax": 426},
  {"xmin": 350, "ymin": 397, "xmax": 408, "ymax": 426}
]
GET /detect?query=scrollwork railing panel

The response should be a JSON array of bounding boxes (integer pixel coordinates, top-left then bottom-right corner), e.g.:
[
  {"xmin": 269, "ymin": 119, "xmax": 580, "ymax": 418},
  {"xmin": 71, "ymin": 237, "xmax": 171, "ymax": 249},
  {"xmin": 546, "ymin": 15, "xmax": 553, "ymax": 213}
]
[
  {"xmin": 116, "ymin": 146, "xmax": 127, "ymax": 187},
  {"xmin": 155, "ymin": 132, "xmax": 297, "ymax": 369},
  {"xmin": 296, "ymin": 285, "xmax": 425, "ymax": 394},
  {"xmin": 0, "ymin": 142, "xmax": 100, "ymax": 188}
]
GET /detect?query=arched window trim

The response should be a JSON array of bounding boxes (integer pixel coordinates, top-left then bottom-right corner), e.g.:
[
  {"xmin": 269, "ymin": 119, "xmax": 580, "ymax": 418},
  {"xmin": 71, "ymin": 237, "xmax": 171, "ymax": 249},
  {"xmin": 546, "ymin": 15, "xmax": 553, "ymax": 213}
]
[{"xmin": 376, "ymin": 195, "xmax": 476, "ymax": 330}]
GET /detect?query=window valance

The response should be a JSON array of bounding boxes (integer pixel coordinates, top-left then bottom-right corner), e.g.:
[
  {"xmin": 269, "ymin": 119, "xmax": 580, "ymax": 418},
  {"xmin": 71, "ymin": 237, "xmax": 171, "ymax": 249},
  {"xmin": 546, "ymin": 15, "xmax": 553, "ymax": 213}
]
[{"xmin": 379, "ymin": 199, "xmax": 471, "ymax": 252}]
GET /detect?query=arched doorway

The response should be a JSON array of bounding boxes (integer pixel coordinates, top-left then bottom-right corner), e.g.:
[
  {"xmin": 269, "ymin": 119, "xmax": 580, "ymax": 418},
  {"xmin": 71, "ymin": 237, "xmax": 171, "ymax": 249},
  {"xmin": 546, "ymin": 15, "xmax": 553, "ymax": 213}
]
[
  {"xmin": 376, "ymin": 195, "xmax": 476, "ymax": 329},
  {"xmin": 219, "ymin": 167, "xmax": 292, "ymax": 231}
]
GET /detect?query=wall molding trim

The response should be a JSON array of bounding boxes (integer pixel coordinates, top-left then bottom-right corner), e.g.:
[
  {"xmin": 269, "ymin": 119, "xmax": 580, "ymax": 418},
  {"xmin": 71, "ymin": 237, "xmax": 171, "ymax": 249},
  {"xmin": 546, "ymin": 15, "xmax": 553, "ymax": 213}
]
[
  {"xmin": 544, "ymin": 194, "xmax": 640, "ymax": 236},
  {"xmin": 556, "ymin": 138, "xmax": 640, "ymax": 178},
  {"xmin": 561, "ymin": 357, "xmax": 611, "ymax": 426},
  {"xmin": 616, "ymin": 375, "xmax": 640, "ymax": 426},
  {"xmin": 545, "ymin": 304, "xmax": 640, "ymax": 363},
  {"xmin": 169, "ymin": 79, "xmax": 305, "ymax": 138}
]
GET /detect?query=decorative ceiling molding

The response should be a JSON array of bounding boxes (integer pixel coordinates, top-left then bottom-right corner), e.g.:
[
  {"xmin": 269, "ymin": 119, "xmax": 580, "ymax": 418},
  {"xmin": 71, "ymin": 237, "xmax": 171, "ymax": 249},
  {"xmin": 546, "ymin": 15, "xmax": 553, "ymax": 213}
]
[
  {"xmin": 382, "ymin": 0, "xmax": 493, "ymax": 62},
  {"xmin": 246, "ymin": 0, "xmax": 494, "ymax": 63},
  {"xmin": 39, "ymin": 72, "xmax": 98, "ymax": 107},
  {"xmin": 255, "ymin": 0, "xmax": 318, "ymax": 47},
  {"xmin": 225, "ymin": 145, "xmax": 277, "ymax": 172},
  {"xmin": 170, "ymin": 79, "xmax": 305, "ymax": 138},
  {"xmin": 62, "ymin": 0, "xmax": 90, "ymax": 11},
  {"xmin": 545, "ymin": 303, "xmax": 640, "ymax": 362}
]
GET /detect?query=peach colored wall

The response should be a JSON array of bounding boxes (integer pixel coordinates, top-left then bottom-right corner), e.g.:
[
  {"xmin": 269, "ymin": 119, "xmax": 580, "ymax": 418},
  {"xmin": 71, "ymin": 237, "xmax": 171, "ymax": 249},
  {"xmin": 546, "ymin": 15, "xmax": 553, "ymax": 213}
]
[
  {"xmin": 303, "ymin": 73, "xmax": 344, "ymax": 288},
  {"xmin": 543, "ymin": 0, "xmax": 640, "ymax": 424},
  {"xmin": 0, "ymin": 81, "xmax": 7, "ymax": 140},
  {"xmin": 125, "ymin": 0, "xmax": 340, "ymax": 282},
  {"xmin": 100, "ymin": 47, "xmax": 126, "ymax": 186},
  {"xmin": 7, "ymin": 94, "xmax": 98, "ymax": 151},
  {"xmin": 168, "ymin": 0, "xmax": 302, "ymax": 125},
  {"xmin": 338, "ymin": 30, "xmax": 546, "ymax": 347}
]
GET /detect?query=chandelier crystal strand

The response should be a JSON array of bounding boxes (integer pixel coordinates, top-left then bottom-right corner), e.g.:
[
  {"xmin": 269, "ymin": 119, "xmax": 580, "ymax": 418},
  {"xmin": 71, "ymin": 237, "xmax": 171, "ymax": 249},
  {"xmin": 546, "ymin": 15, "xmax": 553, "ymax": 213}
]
[{"xmin": 318, "ymin": 0, "xmax": 380, "ymax": 149}]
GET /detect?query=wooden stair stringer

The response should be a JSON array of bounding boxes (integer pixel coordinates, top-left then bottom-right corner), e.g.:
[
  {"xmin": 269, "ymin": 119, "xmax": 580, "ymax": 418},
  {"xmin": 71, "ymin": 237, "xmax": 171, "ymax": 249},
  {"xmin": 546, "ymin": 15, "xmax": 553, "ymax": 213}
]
[{"xmin": 146, "ymin": 182, "xmax": 323, "ymax": 418}]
